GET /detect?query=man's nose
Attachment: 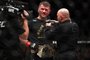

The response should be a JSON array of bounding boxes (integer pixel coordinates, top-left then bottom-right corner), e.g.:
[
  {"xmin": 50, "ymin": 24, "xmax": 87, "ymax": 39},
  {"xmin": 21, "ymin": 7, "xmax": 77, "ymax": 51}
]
[{"xmin": 43, "ymin": 10, "xmax": 46, "ymax": 12}]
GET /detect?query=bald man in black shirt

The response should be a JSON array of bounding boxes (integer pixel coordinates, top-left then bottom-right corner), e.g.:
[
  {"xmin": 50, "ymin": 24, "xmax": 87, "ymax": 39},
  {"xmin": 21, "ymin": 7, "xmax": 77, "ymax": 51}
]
[{"xmin": 45, "ymin": 8, "xmax": 79, "ymax": 60}]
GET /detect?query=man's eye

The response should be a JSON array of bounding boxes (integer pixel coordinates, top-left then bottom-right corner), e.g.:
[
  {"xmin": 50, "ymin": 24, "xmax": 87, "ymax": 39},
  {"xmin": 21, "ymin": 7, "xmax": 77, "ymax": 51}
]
[{"xmin": 41, "ymin": 8, "xmax": 44, "ymax": 10}]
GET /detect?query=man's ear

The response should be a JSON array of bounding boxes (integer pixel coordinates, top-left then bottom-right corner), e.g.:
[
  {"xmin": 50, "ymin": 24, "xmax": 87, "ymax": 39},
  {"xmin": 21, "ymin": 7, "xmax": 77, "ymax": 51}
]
[
  {"xmin": 61, "ymin": 13, "xmax": 65, "ymax": 20},
  {"xmin": 48, "ymin": 8, "xmax": 51, "ymax": 15}
]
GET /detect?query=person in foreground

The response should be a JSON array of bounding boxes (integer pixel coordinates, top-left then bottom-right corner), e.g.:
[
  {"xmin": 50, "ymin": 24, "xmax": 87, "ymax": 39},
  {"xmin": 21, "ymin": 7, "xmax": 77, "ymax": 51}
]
[
  {"xmin": 45, "ymin": 8, "xmax": 79, "ymax": 60},
  {"xmin": 28, "ymin": 1, "xmax": 54, "ymax": 60}
]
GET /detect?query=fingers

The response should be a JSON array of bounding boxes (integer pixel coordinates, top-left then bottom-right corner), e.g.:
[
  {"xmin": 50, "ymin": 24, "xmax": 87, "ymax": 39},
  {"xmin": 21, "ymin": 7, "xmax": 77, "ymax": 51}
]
[{"xmin": 23, "ymin": 10, "xmax": 29, "ymax": 16}]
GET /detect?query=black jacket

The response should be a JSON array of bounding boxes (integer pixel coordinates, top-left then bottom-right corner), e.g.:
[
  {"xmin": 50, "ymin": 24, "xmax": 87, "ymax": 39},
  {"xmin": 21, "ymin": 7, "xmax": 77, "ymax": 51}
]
[
  {"xmin": 0, "ymin": 12, "xmax": 25, "ymax": 48},
  {"xmin": 45, "ymin": 20, "xmax": 79, "ymax": 52}
]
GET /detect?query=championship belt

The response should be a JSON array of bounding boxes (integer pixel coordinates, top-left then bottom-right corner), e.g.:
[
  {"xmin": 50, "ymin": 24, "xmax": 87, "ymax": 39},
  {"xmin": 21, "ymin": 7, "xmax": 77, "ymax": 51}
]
[{"xmin": 37, "ymin": 44, "xmax": 55, "ymax": 58}]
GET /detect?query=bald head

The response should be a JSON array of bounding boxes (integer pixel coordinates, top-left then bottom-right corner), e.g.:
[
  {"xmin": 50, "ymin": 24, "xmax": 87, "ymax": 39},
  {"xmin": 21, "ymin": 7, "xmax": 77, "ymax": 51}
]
[
  {"xmin": 57, "ymin": 8, "xmax": 69, "ymax": 15},
  {"xmin": 57, "ymin": 8, "xmax": 71, "ymax": 22}
]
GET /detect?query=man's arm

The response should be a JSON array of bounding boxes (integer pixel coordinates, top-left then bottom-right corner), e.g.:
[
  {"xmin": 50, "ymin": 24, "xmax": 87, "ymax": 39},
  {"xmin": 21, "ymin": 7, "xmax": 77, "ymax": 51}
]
[{"xmin": 19, "ymin": 11, "xmax": 30, "ymax": 46}]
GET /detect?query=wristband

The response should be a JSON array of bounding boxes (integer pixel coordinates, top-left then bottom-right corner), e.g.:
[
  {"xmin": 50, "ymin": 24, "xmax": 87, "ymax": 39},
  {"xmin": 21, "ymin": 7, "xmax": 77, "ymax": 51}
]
[{"xmin": 26, "ymin": 41, "xmax": 31, "ymax": 47}]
